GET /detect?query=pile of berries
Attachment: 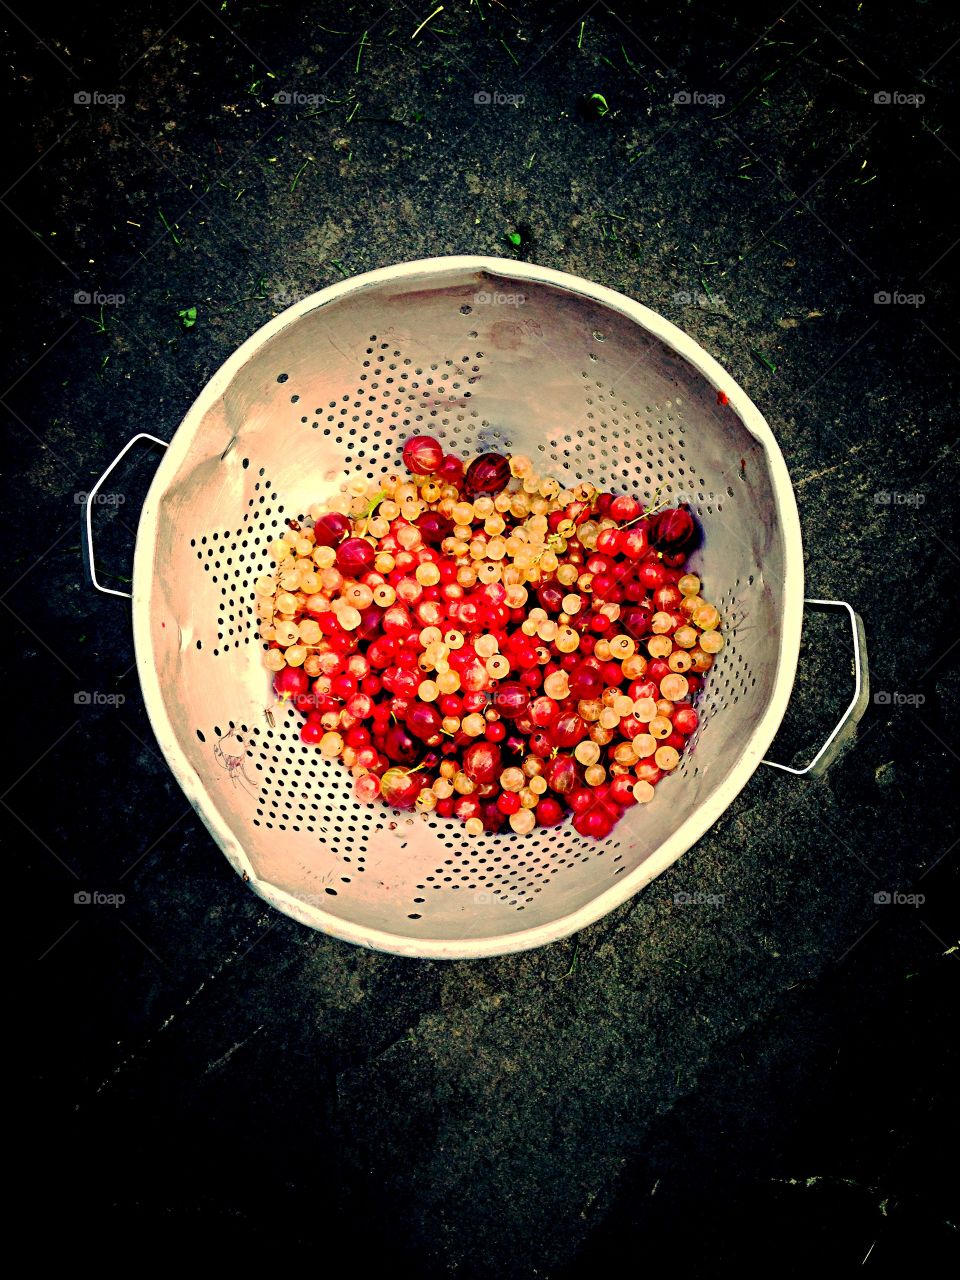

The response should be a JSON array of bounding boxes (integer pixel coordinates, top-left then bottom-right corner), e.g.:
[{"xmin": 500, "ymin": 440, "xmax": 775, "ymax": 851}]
[{"xmin": 256, "ymin": 434, "xmax": 724, "ymax": 839}]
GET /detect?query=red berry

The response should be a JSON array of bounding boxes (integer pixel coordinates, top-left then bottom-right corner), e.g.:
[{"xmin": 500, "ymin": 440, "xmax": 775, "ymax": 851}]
[
  {"xmin": 312, "ymin": 512, "xmax": 351, "ymax": 547},
  {"xmin": 535, "ymin": 797, "xmax": 565, "ymax": 827},
  {"xmin": 492, "ymin": 681, "xmax": 530, "ymax": 719},
  {"xmin": 464, "ymin": 452, "xmax": 511, "ymax": 497},
  {"xmin": 463, "ymin": 740, "xmax": 503, "ymax": 785},
  {"xmin": 402, "ymin": 434, "xmax": 444, "ymax": 475},
  {"xmin": 673, "ymin": 706, "xmax": 699, "ymax": 735},
  {"xmin": 274, "ymin": 667, "xmax": 309, "ymax": 701}
]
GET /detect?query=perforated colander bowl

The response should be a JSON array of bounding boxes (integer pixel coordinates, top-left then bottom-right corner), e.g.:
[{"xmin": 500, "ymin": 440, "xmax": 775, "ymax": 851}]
[{"xmin": 88, "ymin": 257, "xmax": 868, "ymax": 958}]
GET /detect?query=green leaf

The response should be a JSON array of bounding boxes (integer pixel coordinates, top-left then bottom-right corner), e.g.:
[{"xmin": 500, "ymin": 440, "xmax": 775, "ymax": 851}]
[{"xmin": 178, "ymin": 306, "xmax": 198, "ymax": 329}]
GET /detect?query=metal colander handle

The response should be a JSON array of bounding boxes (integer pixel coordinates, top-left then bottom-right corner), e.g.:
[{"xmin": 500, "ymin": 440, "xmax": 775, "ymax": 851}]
[
  {"xmin": 761, "ymin": 599, "xmax": 869, "ymax": 778},
  {"xmin": 83, "ymin": 433, "xmax": 168, "ymax": 599}
]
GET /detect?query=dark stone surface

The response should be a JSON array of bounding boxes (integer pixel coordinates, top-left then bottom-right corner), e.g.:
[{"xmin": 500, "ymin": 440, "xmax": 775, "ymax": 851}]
[{"xmin": 7, "ymin": 2, "xmax": 957, "ymax": 1274}]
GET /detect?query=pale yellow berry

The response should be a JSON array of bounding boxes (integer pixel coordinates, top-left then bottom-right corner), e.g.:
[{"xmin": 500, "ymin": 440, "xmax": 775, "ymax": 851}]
[
  {"xmin": 297, "ymin": 619, "xmax": 322, "ymax": 645},
  {"xmin": 649, "ymin": 716, "xmax": 673, "ymax": 740},
  {"xmin": 674, "ymin": 625, "xmax": 699, "ymax": 649},
  {"xmin": 609, "ymin": 634, "xmax": 636, "ymax": 659},
  {"xmin": 543, "ymin": 671, "xmax": 570, "ymax": 700},
  {"xmin": 555, "ymin": 627, "xmax": 580, "ymax": 654},
  {"xmin": 509, "ymin": 808, "xmax": 536, "ymax": 834},
  {"xmin": 500, "ymin": 767, "xmax": 525, "ymax": 792},
  {"xmin": 693, "ymin": 603, "xmax": 721, "ymax": 631}
]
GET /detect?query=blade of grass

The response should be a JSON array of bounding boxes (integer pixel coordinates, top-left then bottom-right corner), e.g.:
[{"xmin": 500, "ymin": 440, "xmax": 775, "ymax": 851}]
[
  {"xmin": 411, "ymin": 6, "xmax": 443, "ymax": 41},
  {"xmin": 355, "ymin": 30, "xmax": 369, "ymax": 74},
  {"xmin": 290, "ymin": 156, "xmax": 314, "ymax": 192},
  {"xmin": 157, "ymin": 209, "xmax": 181, "ymax": 245}
]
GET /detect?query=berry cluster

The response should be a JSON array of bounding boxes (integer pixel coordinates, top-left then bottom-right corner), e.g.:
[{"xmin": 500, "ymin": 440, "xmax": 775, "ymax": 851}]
[{"xmin": 256, "ymin": 435, "xmax": 724, "ymax": 838}]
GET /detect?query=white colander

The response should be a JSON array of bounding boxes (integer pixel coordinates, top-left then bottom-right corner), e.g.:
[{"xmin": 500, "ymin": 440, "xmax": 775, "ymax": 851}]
[{"xmin": 86, "ymin": 257, "xmax": 868, "ymax": 958}]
